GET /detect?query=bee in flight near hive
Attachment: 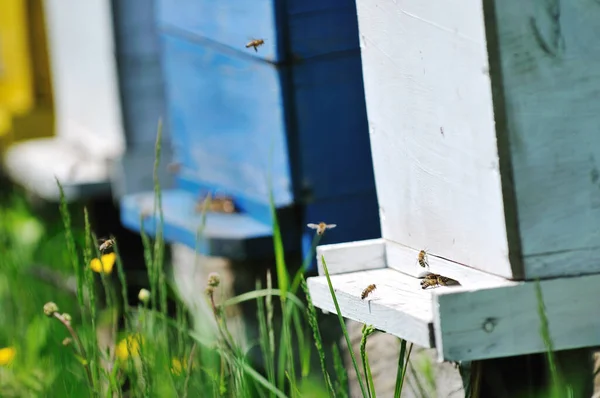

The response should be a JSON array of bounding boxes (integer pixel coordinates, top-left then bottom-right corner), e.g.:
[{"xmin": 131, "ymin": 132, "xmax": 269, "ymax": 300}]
[
  {"xmin": 98, "ymin": 237, "xmax": 115, "ymax": 253},
  {"xmin": 417, "ymin": 249, "xmax": 429, "ymax": 268},
  {"xmin": 307, "ymin": 222, "xmax": 337, "ymax": 236},
  {"xmin": 361, "ymin": 284, "xmax": 377, "ymax": 300},
  {"xmin": 245, "ymin": 38, "xmax": 265, "ymax": 52},
  {"xmin": 420, "ymin": 273, "xmax": 459, "ymax": 290}
]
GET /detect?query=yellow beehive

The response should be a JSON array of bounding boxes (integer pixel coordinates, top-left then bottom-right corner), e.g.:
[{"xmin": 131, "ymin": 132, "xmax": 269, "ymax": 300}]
[{"xmin": 0, "ymin": 0, "xmax": 53, "ymax": 152}]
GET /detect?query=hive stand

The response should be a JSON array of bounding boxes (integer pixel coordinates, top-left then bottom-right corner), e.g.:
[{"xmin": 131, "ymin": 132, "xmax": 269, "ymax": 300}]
[{"xmin": 307, "ymin": 0, "xmax": 600, "ymax": 395}]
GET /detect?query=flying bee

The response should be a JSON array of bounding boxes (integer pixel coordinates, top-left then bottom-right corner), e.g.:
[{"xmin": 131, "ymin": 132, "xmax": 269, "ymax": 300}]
[
  {"xmin": 420, "ymin": 273, "xmax": 459, "ymax": 290},
  {"xmin": 245, "ymin": 38, "xmax": 265, "ymax": 52},
  {"xmin": 361, "ymin": 284, "xmax": 377, "ymax": 300},
  {"xmin": 98, "ymin": 237, "xmax": 115, "ymax": 252},
  {"xmin": 307, "ymin": 222, "xmax": 337, "ymax": 236},
  {"xmin": 417, "ymin": 249, "xmax": 429, "ymax": 268}
]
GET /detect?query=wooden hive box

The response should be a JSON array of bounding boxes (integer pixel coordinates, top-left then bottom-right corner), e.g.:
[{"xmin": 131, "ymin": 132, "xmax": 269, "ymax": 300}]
[
  {"xmin": 119, "ymin": 0, "xmax": 382, "ymax": 264},
  {"xmin": 307, "ymin": 0, "xmax": 600, "ymax": 362},
  {"xmin": 3, "ymin": 0, "xmax": 125, "ymax": 201}
]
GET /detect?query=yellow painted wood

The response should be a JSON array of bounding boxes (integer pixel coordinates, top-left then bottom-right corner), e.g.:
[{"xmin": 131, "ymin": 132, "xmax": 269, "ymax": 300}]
[{"xmin": 0, "ymin": 0, "xmax": 54, "ymax": 151}]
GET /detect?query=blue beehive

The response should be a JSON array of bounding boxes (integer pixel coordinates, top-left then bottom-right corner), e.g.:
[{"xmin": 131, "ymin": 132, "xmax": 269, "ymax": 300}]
[{"xmin": 120, "ymin": 0, "xmax": 381, "ymax": 267}]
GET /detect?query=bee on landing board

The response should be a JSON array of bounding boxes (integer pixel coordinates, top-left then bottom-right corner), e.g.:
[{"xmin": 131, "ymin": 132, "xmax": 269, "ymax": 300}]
[
  {"xmin": 417, "ymin": 249, "xmax": 429, "ymax": 268},
  {"xmin": 361, "ymin": 284, "xmax": 377, "ymax": 300},
  {"xmin": 420, "ymin": 273, "xmax": 460, "ymax": 290},
  {"xmin": 98, "ymin": 237, "xmax": 115, "ymax": 253},
  {"xmin": 307, "ymin": 222, "xmax": 337, "ymax": 236},
  {"xmin": 245, "ymin": 39, "xmax": 265, "ymax": 52}
]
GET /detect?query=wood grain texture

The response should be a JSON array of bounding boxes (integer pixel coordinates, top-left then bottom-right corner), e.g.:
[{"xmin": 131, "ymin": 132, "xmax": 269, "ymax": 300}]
[
  {"xmin": 307, "ymin": 268, "xmax": 435, "ymax": 348},
  {"xmin": 487, "ymin": 0, "xmax": 600, "ymax": 279},
  {"xmin": 355, "ymin": 0, "xmax": 512, "ymax": 278},
  {"xmin": 433, "ymin": 273, "xmax": 600, "ymax": 362}
]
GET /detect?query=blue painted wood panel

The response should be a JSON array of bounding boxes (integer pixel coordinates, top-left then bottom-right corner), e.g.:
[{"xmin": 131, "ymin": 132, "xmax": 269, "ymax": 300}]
[
  {"xmin": 156, "ymin": 0, "xmax": 361, "ymax": 61},
  {"xmin": 161, "ymin": 35, "xmax": 294, "ymax": 209},
  {"xmin": 156, "ymin": 0, "xmax": 279, "ymax": 61},
  {"xmin": 292, "ymin": 55, "xmax": 375, "ymax": 200},
  {"xmin": 286, "ymin": 2, "xmax": 360, "ymax": 59}
]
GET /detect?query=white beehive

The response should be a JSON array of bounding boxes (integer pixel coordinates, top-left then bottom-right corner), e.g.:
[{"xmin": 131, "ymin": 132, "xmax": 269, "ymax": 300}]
[
  {"xmin": 307, "ymin": 0, "xmax": 600, "ymax": 362},
  {"xmin": 3, "ymin": 0, "xmax": 124, "ymax": 201}
]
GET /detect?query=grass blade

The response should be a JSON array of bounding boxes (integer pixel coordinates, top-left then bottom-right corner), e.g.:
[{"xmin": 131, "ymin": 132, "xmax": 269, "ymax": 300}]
[
  {"xmin": 56, "ymin": 179, "xmax": 84, "ymax": 308},
  {"xmin": 332, "ymin": 343, "xmax": 348, "ymax": 398},
  {"xmin": 394, "ymin": 339, "xmax": 407, "ymax": 398},
  {"xmin": 535, "ymin": 280, "xmax": 564, "ymax": 397},
  {"xmin": 321, "ymin": 255, "xmax": 368, "ymax": 398},
  {"xmin": 301, "ymin": 276, "xmax": 335, "ymax": 397},
  {"xmin": 360, "ymin": 324, "xmax": 376, "ymax": 398}
]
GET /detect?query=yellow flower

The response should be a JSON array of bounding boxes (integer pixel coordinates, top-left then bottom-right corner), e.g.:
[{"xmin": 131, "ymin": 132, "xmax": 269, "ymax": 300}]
[
  {"xmin": 171, "ymin": 357, "xmax": 196, "ymax": 375},
  {"xmin": 90, "ymin": 252, "xmax": 116, "ymax": 274},
  {"xmin": 171, "ymin": 358, "xmax": 185, "ymax": 375},
  {"xmin": 116, "ymin": 334, "xmax": 143, "ymax": 361},
  {"xmin": 0, "ymin": 347, "xmax": 16, "ymax": 366}
]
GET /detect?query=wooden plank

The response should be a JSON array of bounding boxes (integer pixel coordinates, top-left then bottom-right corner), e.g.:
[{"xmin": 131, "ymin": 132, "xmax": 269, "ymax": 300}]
[
  {"xmin": 316, "ymin": 238, "xmax": 386, "ymax": 276},
  {"xmin": 486, "ymin": 0, "xmax": 600, "ymax": 279},
  {"xmin": 355, "ymin": 0, "xmax": 512, "ymax": 278},
  {"xmin": 433, "ymin": 273, "xmax": 600, "ymax": 362},
  {"xmin": 307, "ymin": 268, "xmax": 434, "ymax": 348}
]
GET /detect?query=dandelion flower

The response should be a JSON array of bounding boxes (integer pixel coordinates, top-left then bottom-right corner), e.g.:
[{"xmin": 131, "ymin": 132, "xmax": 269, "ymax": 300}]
[
  {"xmin": 90, "ymin": 252, "xmax": 116, "ymax": 274},
  {"xmin": 171, "ymin": 358, "xmax": 185, "ymax": 375},
  {"xmin": 116, "ymin": 334, "xmax": 143, "ymax": 361},
  {"xmin": 0, "ymin": 347, "xmax": 16, "ymax": 366}
]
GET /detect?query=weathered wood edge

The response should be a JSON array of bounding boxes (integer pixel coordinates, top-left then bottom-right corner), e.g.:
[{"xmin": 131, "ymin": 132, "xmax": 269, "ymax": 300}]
[
  {"xmin": 432, "ymin": 273, "xmax": 600, "ymax": 362},
  {"xmin": 316, "ymin": 238, "xmax": 386, "ymax": 276}
]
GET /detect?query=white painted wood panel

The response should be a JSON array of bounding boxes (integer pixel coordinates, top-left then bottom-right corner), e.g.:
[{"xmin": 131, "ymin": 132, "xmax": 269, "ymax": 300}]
[
  {"xmin": 316, "ymin": 238, "xmax": 386, "ymax": 276},
  {"xmin": 43, "ymin": 0, "xmax": 124, "ymax": 158},
  {"xmin": 356, "ymin": 0, "xmax": 512, "ymax": 278},
  {"xmin": 488, "ymin": 0, "xmax": 600, "ymax": 279},
  {"xmin": 384, "ymin": 239, "xmax": 511, "ymax": 288},
  {"xmin": 433, "ymin": 273, "xmax": 600, "ymax": 362}
]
